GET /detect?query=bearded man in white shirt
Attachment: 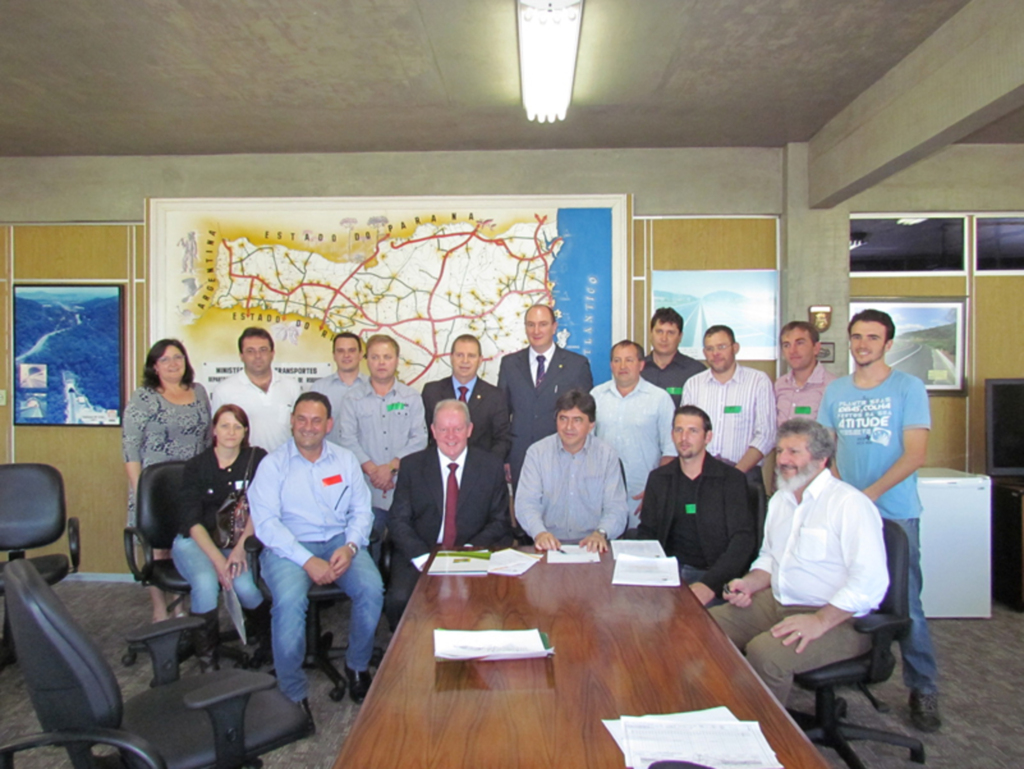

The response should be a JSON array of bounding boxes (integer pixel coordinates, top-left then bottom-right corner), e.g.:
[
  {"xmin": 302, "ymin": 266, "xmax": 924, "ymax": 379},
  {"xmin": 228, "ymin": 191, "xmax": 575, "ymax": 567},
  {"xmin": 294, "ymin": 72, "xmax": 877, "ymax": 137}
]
[{"xmin": 709, "ymin": 418, "xmax": 888, "ymax": 704}]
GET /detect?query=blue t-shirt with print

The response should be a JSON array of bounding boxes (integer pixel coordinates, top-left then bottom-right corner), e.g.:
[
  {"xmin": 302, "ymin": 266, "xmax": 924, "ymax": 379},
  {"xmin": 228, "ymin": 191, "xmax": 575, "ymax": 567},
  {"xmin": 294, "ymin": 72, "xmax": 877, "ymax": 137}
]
[{"xmin": 818, "ymin": 369, "xmax": 930, "ymax": 520}]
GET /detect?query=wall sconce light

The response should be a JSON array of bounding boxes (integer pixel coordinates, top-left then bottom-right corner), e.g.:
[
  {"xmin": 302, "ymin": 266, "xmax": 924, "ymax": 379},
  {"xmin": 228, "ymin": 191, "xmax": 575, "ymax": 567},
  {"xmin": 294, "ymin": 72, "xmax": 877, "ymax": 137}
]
[{"xmin": 517, "ymin": 0, "xmax": 584, "ymax": 123}]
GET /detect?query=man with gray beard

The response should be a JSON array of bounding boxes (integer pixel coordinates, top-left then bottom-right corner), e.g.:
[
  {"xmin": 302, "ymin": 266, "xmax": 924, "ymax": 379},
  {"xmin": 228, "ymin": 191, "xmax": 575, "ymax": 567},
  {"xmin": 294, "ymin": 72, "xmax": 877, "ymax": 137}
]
[{"xmin": 708, "ymin": 418, "xmax": 888, "ymax": 704}]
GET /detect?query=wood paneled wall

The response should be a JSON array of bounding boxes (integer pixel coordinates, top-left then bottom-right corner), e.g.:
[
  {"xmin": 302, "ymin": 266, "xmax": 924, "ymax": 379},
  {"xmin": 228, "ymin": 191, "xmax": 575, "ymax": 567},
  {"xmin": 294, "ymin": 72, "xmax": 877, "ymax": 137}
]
[{"xmin": 4, "ymin": 225, "xmax": 140, "ymax": 573}]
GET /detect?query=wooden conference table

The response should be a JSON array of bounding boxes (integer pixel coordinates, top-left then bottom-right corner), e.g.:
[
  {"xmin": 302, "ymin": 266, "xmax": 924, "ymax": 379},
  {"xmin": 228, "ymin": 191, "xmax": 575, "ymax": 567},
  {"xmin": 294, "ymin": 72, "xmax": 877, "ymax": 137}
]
[{"xmin": 333, "ymin": 552, "xmax": 830, "ymax": 769}]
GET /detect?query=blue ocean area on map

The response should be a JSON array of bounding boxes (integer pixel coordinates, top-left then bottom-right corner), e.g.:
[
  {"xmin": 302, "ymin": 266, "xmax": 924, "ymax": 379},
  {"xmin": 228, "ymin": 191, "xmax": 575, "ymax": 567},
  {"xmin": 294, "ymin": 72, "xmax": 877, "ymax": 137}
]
[{"xmin": 548, "ymin": 208, "xmax": 612, "ymax": 385}]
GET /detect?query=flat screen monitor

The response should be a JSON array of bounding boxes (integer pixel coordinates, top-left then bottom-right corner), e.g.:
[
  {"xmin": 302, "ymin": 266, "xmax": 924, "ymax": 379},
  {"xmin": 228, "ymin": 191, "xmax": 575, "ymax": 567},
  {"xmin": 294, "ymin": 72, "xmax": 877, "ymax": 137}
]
[{"xmin": 986, "ymin": 378, "xmax": 1024, "ymax": 476}]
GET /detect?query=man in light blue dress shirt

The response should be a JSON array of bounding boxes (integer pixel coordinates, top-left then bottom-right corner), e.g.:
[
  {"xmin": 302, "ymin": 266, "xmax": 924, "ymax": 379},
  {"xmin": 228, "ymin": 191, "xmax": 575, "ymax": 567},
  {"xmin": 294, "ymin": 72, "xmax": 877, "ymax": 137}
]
[
  {"xmin": 310, "ymin": 332, "xmax": 371, "ymax": 445},
  {"xmin": 249, "ymin": 392, "xmax": 383, "ymax": 708},
  {"xmin": 591, "ymin": 339, "xmax": 676, "ymax": 528}
]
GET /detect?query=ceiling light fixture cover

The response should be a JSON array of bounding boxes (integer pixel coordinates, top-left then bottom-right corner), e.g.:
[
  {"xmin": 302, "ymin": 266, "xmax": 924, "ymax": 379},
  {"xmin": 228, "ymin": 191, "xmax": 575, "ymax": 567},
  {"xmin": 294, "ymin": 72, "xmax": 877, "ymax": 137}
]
[{"xmin": 517, "ymin": 0, "xmax": 583, "ymax": 123}]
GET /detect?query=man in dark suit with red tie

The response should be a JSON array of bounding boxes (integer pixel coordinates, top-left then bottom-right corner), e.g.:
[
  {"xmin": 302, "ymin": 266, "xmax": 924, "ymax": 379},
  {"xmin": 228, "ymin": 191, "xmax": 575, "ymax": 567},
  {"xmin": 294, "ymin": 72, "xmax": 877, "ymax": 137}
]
[
  {"xmin": 385, "ymin": 399, "xmax": 513, "ymax": 629},
  {"xmin": 498, "ymin": 304, "xmax": 594, "ymax": 488},
  {"xmin": 421, "ymin": 334, "xmax": 511, "ymax": 461}
]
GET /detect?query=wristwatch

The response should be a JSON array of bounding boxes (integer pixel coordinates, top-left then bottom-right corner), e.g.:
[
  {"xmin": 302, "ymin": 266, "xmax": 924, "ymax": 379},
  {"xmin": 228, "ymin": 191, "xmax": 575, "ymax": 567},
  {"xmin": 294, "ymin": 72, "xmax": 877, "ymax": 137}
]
[
  {"xmin": 595, "ymin": 529, "xmax": 609, "ymax": 540},
  {"xmin": 346, "ymin": 542, "xmax": 359, "ymax": 556}
]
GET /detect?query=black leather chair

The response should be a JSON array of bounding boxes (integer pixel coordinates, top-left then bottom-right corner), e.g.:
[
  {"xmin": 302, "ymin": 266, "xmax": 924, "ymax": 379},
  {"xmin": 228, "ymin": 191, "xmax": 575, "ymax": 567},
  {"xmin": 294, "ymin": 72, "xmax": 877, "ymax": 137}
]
[
  {"xmin": 123, "ymin": 460, "xmax": 247, "ymax": 669},
  {"xmin": 0, "ymin": 462, "xmax": 80, "ymax": 672},
  {"xmin": 746, "ymin": 478, "xmax": 766, "ymax": 563},
  {"xmin": 4, "ymin": 558, "xmax": 312, "ymax": 769},
  {"xmin": 789, "ymin": 519, "xmax": 926, "ymax": 769}
]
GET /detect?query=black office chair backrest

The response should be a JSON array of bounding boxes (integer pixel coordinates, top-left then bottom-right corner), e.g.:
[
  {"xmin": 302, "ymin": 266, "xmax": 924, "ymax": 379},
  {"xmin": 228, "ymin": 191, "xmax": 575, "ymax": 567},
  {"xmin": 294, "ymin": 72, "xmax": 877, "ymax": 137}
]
[
  {"xmin": 5, "ymin": 559, "xmax": 123, "ymax": 734},
  {"xmin": 879, "ymin": 519, "xmax": 910, "ymax": 620},
  {"xmin": 0, "ymin": 463, "xmax": 66, "ymax": 551},
  {"xmin": 137, "ymin": 460, "xmax": 188, "ymax": 551},
  {"xmin": 746, "ymin": 478, "xmax": 766, "ymax": 562}
]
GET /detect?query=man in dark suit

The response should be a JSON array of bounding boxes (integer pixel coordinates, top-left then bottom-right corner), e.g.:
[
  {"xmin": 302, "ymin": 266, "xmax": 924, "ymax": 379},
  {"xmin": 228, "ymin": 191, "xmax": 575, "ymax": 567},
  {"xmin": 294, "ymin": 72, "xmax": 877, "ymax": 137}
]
[
  {"xmin": 421, "ymin": 334, "xmax": 510, "ymax": 461},
  {"xmin": 497, "ymin": 304, "xmax": 593, "ymax": 487},
  {"xmin": 386, "ymin": 399, "xmax": 513, "ymax": 629}
]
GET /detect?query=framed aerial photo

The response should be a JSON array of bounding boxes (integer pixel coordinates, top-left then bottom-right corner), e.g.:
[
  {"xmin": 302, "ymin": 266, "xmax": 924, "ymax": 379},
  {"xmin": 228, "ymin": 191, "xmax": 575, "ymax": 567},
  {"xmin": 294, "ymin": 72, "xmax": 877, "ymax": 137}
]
[
  {"xmin": 849, "ymin": 298, "xmax": 965, "ymax": 392},
  {"xmin": 13, "ymin": 285, "xmax": 123, "ymax": 425}
]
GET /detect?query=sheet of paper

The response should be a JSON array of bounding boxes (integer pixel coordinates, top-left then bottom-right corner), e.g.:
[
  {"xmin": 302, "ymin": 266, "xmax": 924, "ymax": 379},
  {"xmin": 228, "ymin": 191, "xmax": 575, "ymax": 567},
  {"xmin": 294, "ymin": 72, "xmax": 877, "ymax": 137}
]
[
  {"xmin": 611, "ymin": 539, "xmax": 667, "ymax": 559},
  {"xmin": 412, "ymin": 553, "xmax": 430, "ymax": 572},
  {"xmin": 622, "ymin": 718, "xmax": 782, "ymax": 769},
  {"xmin": 223, "ymin": 586, "xmax": 247, "ymax": 645},
  {"xmin": 612, "ymin": 554, "xmax": 681, "ymax": 587},
  {"xmin": 428, "ymin": 550, "xmax": 491, "ymax": 575},
  {"xmin": 434, "ymin": 628, "xmax": 554, "ymax": 661},
  {"xmin": 546, "ymin": 545, "xmax": 601, "ymax": 564},
  {"xmin": 487, "ymin": 548, "xmax": 542, "ymax": 576},
  {"xmin": 602, "ymin": 707, "xmax": 739, "ymax": 756}
]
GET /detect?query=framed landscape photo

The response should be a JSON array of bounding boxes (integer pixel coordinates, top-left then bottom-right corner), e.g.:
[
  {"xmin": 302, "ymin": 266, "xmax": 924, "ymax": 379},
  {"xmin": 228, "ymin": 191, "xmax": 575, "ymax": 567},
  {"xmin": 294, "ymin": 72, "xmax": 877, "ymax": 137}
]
[
  {"xmin": 13, "ymin": 285, "xmax": 123, "ymax": 425},
  {"xmin": 849, "ymin": 298, "xmax": 966, "ymax": 392}
]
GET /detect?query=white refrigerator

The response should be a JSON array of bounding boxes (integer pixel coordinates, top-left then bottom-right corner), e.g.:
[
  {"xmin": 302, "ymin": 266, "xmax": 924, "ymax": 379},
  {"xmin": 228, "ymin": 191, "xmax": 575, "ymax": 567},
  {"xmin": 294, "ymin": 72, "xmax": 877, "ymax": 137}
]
[{"xmin": 917, "ymin": 468, "xmax": 991, "ymax": 619}]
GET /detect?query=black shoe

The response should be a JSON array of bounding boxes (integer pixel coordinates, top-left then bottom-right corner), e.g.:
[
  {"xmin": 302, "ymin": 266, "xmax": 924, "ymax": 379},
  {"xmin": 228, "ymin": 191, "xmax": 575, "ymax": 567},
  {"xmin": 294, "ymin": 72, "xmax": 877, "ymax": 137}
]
[
  {"xmin": 345, "ymin": 666, "xmax": 373, "ymax": 703},
  {"xmin": 299, "ymin": 697, "xmax": 316, "ymax": 734},
  {"xmin": 909, "ymin": 691, "xmax": 941, "ymax": 732}
]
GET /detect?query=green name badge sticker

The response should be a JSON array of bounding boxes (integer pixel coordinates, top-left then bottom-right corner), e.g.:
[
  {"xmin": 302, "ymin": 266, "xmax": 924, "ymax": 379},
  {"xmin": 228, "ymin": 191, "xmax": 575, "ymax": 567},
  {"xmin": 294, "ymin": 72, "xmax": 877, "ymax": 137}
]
[
  {"xmin": 386, "ymin": 402, "xmax": 409, "ymax": 412},
  {"xmin": 724, "ymin": 405, "xmax": 742, "ymax": 414},
  {"xmin": 666, "ymin": 387, "xmax": 683, "ymax": 395},
  {"xmin": 795, "ymin": 406, "xmax": 812, "ymax": 415},
  {"xmin": 685, "ymin": 503, "xmax": 697, "ymax": 514}
]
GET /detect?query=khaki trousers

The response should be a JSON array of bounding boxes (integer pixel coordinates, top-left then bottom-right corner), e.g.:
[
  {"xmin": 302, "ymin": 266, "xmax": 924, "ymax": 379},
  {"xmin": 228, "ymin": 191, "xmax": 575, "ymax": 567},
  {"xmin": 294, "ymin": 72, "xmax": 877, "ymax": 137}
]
[{"xmin": 709, "ymin": 589, "xmax": 871, "ymax": 703}]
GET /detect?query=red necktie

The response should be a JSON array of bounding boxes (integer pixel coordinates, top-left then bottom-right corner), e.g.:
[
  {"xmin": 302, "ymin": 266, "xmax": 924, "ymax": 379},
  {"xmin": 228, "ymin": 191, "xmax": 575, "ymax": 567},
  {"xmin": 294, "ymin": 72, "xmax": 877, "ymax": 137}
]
[
  {"xmin": 458, "ymin": 386, "xmax": 468, "ymax": 402},
  {"xmin": 536, "ymin": 354, "xmax": 546, "ymax": 388},
  {"xmin": 442, "ymin": 462, "xmax": 459, "ymax": 550}
]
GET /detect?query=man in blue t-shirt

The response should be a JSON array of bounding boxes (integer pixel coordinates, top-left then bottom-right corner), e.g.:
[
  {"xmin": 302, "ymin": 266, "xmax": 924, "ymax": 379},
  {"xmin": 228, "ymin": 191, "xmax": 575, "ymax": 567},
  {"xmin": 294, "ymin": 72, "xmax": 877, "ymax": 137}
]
[{"xmin": 818, "ymin": 308, "xmax": 941, "ymax": 733}]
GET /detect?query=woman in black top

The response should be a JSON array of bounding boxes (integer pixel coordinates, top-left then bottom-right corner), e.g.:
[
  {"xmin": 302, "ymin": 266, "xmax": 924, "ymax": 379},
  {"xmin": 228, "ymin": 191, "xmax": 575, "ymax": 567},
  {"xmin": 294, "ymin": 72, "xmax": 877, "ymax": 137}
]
[{"xmin": 171, "ymin": 404, "xmax": 268, "ymax": 670}]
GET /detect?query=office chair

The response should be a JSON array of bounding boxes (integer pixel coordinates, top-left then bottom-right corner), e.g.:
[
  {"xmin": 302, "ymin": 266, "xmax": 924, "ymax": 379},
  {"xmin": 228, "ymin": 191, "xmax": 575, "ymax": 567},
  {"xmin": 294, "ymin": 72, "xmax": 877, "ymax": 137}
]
[
  {"xmin": 4, "ymin": 558, "xmax": 312, "ymax": 769},
  {"xmin": 746, "ymin": 478, "xmax": 766, "ymax": 563},
  {"xmin": 123, "ymin": 460, "xmax": 248, "ymax": 670},
  {"xmin": 789, "ymin": 519, "xmax": 925, "ymax": 769},
  {"xmin": 0, "ymin": 462, "xmax": 80, "ymax": 672},
  {"xmin": 246, "ymin": 536, "xmax": 383, "ymax": 703}
]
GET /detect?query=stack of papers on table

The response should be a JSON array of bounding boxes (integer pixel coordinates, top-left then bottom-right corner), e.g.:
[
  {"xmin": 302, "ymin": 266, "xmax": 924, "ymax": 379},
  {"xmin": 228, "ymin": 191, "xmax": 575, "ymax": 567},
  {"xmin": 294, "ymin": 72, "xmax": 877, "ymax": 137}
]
[
  {"xmin": 546, "ymin": 545, "xmax": 601, "ymax": 564},
  {"xmin": 427, "ymin": 550, "xmax": 491, "ymax": 575},
  {"xmin": 611, "ymin": 554, "xmax": 681, "ymax": 587},
  {"xmin": 610, "ymin": 540, "xmax": 666, "ymax": 559},
  {"xmin": 603, "ymin": 707, "xmax": 782, "ymax": 769},
  {"xmin": 434, "ymin": 628, "xmax": 554, "ymax": 661},
  {"xmin": 487, "ymin": 548, "xmax": 542, "ymax": 576}
]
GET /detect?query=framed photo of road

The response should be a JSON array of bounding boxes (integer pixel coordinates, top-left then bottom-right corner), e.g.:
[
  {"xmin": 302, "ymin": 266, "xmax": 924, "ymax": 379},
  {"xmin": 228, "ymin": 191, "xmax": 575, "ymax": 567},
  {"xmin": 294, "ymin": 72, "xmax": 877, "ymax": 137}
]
[{"xmin": 849, "ymin": 298, "xmax": 965, "ymax": 392}]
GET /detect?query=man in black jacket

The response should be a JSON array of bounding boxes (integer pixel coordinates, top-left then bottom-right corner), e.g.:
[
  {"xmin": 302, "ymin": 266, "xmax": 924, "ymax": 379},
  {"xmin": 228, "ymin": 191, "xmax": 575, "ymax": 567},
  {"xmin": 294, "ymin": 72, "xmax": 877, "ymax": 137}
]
[{"xmin": 638, "ymin": 405, "xmax": 756, "ymax": 605}]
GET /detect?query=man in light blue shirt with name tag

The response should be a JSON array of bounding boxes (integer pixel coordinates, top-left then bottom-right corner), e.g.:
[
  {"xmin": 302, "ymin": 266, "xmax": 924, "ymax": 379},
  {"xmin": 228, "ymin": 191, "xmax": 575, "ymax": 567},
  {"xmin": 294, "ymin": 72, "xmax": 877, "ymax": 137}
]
[{"xmin": 249, "ymin": 391, "xmax": 383, "ymax": 709}]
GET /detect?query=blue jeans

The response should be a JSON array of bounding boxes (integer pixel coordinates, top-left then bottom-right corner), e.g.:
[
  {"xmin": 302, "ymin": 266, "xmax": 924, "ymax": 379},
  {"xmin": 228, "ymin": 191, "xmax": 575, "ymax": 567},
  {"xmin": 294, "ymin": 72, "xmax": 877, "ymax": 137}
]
[
  {"xmin": 260, "ymin": 535, "xmax": 384, "ymax": 702},
  {"xmin": 171, "ymin": 534, "xmax": 264, "ymax": 614},
  {"xmin": 890, "ymin": 517, "xmax": 940, "ymax": 695}
]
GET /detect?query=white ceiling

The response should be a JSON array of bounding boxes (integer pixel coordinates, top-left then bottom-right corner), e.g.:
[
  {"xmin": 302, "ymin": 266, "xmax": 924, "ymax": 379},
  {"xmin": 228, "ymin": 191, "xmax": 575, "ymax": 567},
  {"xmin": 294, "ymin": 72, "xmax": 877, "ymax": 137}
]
[{"xmin": 1, "ymin": 0, "xmax": 1015, "ymax": 157}]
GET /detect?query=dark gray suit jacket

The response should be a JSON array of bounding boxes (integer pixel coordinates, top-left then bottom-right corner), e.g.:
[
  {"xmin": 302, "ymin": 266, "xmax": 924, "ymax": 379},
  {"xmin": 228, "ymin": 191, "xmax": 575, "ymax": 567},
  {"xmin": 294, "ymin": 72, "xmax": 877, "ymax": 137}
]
[
  {"xmin": 497, "ymin": 346, "xmax": 593, "ymax": 486},
  {"xmin": 421, "ymin": 377, "xmax": 511, "ymax": 461}
]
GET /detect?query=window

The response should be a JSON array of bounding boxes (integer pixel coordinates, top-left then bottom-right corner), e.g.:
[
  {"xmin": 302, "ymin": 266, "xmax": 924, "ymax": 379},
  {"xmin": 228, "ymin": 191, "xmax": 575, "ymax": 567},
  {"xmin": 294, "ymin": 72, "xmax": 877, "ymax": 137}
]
[
  {"xmin": 977, "ymin": 217, "xmax": 1024, "ymax": 271},
  {"xmin": 850, "ymin": 217, "xmax": 965, "ymax": 273}
]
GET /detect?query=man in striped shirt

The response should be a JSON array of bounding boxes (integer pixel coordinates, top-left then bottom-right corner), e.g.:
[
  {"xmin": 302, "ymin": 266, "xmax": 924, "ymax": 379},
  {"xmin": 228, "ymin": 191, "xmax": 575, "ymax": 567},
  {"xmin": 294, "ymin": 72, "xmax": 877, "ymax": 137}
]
[{"xmin": 682, "ymin": 325, "xmax": 776, "ymax": 491}]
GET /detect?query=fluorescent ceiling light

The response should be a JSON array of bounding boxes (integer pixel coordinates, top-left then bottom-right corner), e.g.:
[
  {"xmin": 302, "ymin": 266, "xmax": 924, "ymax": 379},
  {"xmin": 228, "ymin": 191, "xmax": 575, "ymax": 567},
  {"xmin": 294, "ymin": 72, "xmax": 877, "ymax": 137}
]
[
  {"xmin": 517, "ymin": 0, "xmax": 583, "ymax": 123},
  {"xmin": 897, "ymin": 218, "xmax": 928, "ymax": 226}
]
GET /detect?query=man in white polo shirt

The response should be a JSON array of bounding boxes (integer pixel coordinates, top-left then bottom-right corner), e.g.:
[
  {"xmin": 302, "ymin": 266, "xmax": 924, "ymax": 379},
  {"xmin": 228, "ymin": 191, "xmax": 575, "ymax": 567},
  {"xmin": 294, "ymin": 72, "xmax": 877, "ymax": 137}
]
[{"xmin": 211, "ymin": 326, "xmax": 301, "ymax": 452}]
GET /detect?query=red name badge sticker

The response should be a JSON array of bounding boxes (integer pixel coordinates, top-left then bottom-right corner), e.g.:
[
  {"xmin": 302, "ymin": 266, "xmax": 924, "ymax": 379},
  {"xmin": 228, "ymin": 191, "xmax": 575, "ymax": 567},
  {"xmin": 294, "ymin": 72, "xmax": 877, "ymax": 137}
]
[{"xmin": 322, "ymin": 474, "xmax": 343, "ymax": 486}]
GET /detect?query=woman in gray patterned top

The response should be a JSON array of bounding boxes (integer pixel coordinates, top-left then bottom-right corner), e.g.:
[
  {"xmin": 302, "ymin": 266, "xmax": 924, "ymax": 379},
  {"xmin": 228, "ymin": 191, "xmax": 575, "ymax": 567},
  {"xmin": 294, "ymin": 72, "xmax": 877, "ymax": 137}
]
[{"xmin": 123, "ymin": 338, "xmax": 212, "ymax": 622}]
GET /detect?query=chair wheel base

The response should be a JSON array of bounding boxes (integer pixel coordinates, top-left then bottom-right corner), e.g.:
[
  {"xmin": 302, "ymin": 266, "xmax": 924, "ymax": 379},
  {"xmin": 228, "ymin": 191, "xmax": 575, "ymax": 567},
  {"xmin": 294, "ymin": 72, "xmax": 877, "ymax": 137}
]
[{"xmin": 329, "ymin": 686, "xmax": 346, "ymax": 702}]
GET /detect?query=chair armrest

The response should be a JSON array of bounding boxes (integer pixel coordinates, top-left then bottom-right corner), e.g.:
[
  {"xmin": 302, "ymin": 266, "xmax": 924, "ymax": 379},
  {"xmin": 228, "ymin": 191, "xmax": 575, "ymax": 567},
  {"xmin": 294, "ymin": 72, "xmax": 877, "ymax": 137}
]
[
  {"xmin": 123, "ymin": 527, "xmax": 154, "ymax": 582},
  {"xmin": 0, "ymin": 728, "xmax": 165, "ymax": 769},
  {"xmin": 183, "ymin": 671, "xmax": 279, "ymax": 767},
  {"xmin": 67, "ymin": 517, "xmax": 81, "ymax": 573},
  {"xmin": 244, "ymin": 535, "xmax": 263, "ymax": 582},
  {"xmin": 183, "ymin": 670, "xmax": 277, "ymax": 710},
  {"xmin": 854, "ymin": 612, "xmax": 911, "ymax": 639},
  {"xmin": 126, "ymin": 616, "xmax": 203, "ymax": 688}
]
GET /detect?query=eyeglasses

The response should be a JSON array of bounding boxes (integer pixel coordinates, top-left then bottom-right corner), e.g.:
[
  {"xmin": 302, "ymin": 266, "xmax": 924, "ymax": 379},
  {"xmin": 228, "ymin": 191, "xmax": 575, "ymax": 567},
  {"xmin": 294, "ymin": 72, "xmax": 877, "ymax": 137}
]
[
  {"xmin": 157, "ymin": 354, "xmax": 185, "ymax": 364},
  {"xmin": 703, "ymin": 344, "xmax": 732, "ymax": 353}
]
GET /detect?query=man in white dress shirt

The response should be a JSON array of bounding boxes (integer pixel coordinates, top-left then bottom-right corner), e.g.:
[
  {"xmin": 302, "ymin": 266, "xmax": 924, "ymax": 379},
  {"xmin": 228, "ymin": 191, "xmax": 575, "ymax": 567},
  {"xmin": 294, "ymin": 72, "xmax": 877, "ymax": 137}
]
[
  {"xmin": 211, "ymin": 326, "xmax": 301, "ymax": 452},
  {"xmin": 709, "ymin": 418, "xmax": 888, "ymax": 704}
]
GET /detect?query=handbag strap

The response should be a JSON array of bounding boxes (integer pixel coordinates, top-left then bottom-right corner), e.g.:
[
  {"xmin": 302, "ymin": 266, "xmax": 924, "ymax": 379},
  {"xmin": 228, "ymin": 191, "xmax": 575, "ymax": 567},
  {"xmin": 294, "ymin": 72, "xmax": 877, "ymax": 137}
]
[{"xmin": 240, "ymin": 448, "xmax": 257, "ymax": 488}]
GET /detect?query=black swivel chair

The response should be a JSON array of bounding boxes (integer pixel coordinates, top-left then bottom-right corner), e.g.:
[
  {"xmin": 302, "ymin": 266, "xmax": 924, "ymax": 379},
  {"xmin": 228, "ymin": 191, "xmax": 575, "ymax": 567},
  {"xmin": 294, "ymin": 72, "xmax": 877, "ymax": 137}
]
[
  {"xmin": 789, "ymin": 519, "xmax": 926, "ymax": 769},
  {"xmin": 746, "ymin": 478, "xmax": 766, "ymax": 564},
  {"xmin": 0, "ymin": 462, "xmax": 80, "ymax": 672},
  {"xmin": 123, "ymin": 460, "xmax": 247, "ymax": 669},
  {"xmin": 2, "ymin": 558, "xmax": 311, "ymax": 769}
]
